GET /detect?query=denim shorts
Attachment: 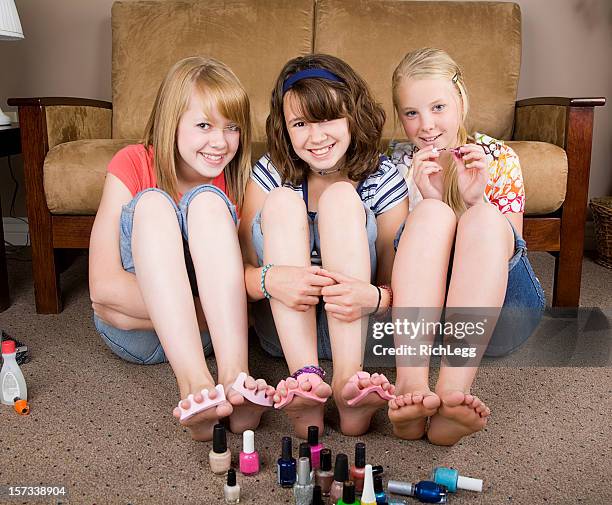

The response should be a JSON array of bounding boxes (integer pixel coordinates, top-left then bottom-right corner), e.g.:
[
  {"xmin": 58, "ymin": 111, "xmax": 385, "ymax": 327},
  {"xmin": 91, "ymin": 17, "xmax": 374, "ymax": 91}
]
[
  {"xmin": 94, "ymin": 185, "xmax": 237, "ymax": 365},
  {"xmin": 250, "ymin": 204, "xmax": 378, "ymax": 360},
  {"xmin": 393, "ymin": 216, "xmax": 546, "ymax": 357}
]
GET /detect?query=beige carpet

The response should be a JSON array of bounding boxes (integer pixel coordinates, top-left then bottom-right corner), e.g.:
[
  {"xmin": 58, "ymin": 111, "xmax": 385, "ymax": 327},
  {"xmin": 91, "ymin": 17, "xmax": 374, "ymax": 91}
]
[{"xmin": 0, "ymin": 249, "xmax": 610, "ymax": 505}]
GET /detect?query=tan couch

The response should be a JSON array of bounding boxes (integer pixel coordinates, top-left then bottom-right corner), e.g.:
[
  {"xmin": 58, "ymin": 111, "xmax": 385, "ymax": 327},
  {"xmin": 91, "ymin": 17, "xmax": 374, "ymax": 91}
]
[{"xmin": 9, "ymin": 0, "xmax": 605, "ymax": 313}]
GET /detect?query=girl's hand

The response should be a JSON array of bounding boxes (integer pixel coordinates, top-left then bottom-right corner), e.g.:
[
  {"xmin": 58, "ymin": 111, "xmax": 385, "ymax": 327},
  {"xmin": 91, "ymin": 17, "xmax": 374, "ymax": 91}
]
[
  {"xmin": 318, "ymin": 270, "xmax": 379, "ymax": 322},
  {"xmin": 455, "ymin": 144, "xmax": 489, "ymax": 207},
  {"xmin": 412, "ymin": 146, "xmax": 445, "ymax": 201},
  {"xmin": 265, "ymin": 265, "xmax": 335, "ymax": 311}
]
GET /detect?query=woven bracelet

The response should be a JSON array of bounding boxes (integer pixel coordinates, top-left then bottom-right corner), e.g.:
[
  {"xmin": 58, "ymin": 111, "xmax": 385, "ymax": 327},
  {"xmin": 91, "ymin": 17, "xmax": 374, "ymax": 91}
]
[{"xmin": 261, "ymin": 263, "xmax": 274, "ymax": 300}]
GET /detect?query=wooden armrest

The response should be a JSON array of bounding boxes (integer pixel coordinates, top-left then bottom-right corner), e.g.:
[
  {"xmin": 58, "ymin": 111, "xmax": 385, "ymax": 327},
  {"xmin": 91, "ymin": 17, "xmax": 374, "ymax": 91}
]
[
  {"xmin": 513, "ymin": 96, "xmax": 605, "ymax": 147},
  {"xmin": 8, "ymin": 97, "xmax": 112, "ymax": 108}
]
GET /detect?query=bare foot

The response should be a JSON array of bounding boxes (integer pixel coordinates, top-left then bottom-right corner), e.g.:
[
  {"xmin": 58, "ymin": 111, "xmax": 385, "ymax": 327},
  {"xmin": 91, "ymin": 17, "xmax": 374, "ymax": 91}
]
[
  {"xmin": 336, "ymin": 372, "xmax": 395, "ymax": 436},
  {"xmin": 388, "ymin": 389, "xmax": 441, "ymax": 440},
  {"xmin": 274, "ymin": 374, "xmax": 332, "ymax": 439},
  {"xmin": 172, "ymin": 386, "xmax": 233, "ymax": 441},
  {"xmin": 426, "ymin": 390, "xmax": 490, "ymax": 446},
  {"xmin": 225, "ymin": 375, "xmax": 275, "ymax": 434}
]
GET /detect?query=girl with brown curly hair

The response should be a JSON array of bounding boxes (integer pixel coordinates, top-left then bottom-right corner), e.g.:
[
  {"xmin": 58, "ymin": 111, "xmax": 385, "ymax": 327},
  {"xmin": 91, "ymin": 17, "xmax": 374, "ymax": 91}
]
[{"xmin": 238, "ymin": 54, "xmax": 409, "ymax": 438}]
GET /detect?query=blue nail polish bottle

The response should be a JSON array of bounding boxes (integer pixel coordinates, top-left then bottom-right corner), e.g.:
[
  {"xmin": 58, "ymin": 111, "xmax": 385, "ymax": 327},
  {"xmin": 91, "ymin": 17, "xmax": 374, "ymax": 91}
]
[
  {"xmin": 374, "ymin": 474, "xmax": 387, "ymax": 503},
  {"xmin": 431, "ymin": 466, "xmax": 483, "ymax": 493},
  {"xmin": 277, "ymin": 436, "xmax": 296, "ymax": 487},
  {"xmin": 387, "ymin": 480, "xmax": 448, "ymax": 504}
]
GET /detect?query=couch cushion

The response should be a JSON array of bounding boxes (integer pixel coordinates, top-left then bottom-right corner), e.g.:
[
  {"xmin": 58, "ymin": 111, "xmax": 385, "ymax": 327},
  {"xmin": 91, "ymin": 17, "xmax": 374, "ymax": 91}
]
[
  {"xmin": 507, "ymin": 141, "xmax": 567, "ymax": 215},
  {"xmin": 314, "ymin": 0, "xmax": 521, "ymax": 141},
  {"xmin": 44, "ymin": 139, "xmax": 136, "ymax": 215},
  {"xmin": 112, "ymin": 0, "xmax": 313, "ymax": 143}
]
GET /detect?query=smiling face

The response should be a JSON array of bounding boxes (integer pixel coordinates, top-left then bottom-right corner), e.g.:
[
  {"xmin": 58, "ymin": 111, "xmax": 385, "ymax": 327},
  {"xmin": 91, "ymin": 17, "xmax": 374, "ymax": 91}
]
[
  {"xmin": 175, "ymin": 91, "xmax": 241, "ymax": 183},
  {"xmin": 396, "ymin": 77, "xmax": 463, "ymax": 150},
  {"xmin": 283, "ymin": 91, "xmax": 351, "ymax": 174}
]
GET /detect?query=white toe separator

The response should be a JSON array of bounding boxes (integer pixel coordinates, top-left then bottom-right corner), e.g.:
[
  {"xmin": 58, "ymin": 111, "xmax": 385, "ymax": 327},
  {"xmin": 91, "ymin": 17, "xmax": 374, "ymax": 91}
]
[{"xmin": 178, "ymin": 384, "xmax": 226, "ymax": 421}]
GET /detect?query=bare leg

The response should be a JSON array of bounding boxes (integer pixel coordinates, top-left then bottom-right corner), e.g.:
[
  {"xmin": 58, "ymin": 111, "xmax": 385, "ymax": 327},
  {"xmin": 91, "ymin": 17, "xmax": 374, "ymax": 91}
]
[
  {"xmin": 388, "ymin": 199, "xmax": 456, "ymax": 439},
  {"xmin": 318, "ymin": 182, "xmax": 393, "ymax": 436},
  {"xmin": 187, "ymin": 191, "xmax": 273, "ymax": 434},
  {"xmin": 131, "ymin": 192, "xmax": 231, "ymax": 441},
  {"xmin": 428, "ymin": 203, "xmax": 513, "ymax": 445},
  {"xmin": 262, "ymin": 188, "xmax": 332, "ymax": 438}
]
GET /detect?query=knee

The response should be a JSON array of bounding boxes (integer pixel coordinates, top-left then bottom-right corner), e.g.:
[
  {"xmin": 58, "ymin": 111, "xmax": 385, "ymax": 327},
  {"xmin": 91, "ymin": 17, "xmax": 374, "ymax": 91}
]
[
  {"xmin": 133, "ymin": 190, "xmax": 176, "ymax": 219},
  {"xmin": 318, "ymin": 182, "xmax": 362, "ymax": 221},
  {"xmin": 458, "ymin": 203, "xmax": 508, "ymax": 242},
  {"xmin": 407, "ymin": 199, "xmax": 456, "ymax": 234},
  {"xmin": 188, "ymin": 189, "xmax": 232, "ymax": 220},
  {"xmin": 261, "ymin": 187, "xmax": 306, "ymax": 225}
]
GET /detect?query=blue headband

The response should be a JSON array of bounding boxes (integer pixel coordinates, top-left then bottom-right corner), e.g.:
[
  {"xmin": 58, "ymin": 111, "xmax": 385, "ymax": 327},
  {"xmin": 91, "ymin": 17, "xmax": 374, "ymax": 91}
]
[{"xmin": 282, "ymin": 68, "xmax": 344, "ymax": 94}]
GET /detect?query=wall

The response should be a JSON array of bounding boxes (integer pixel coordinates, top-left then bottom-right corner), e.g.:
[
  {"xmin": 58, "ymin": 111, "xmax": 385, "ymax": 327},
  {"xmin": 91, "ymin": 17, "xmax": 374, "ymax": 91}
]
[{"xmin": 0, "ymin": 0, "xmax": 610, "ymax": 230}]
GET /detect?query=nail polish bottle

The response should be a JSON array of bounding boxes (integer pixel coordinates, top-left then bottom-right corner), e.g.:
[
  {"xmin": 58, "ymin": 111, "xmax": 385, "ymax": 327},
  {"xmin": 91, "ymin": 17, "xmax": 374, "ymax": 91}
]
[
  {"xmin": 308, "ymin": 425, "xmax": 324, "ymax": 469},
  {"xmin": 360, "ymin": 464, "xmax": 376, "ymax": 505},
  {"xmin": 239, "ymin": 429, "xmax": 259, "ymax": 476},
  {"xmin": 312, "ymin": 485, "xmax": 325, "ymax": 505},
  {"xmin": 387, "ymin": 480, "xmax": 448, "ymax": 504},
  {"xmin": 373, "ymin": 474, "xmax": 387, "ymax": 504},
  {"xmin": 315, "ymin": 448, "xmax": 334, "ymax": 496},
  {"xmin": 337, "ymin": 480, "xmax": 359, "ymax": 505},
  {"xmin": 330, "ymin": 453, "xmax": 349, "ymax": 504},
  {"xmin": 224, "ymin": 468, "xmax": 241, "ymax": 504},
  {"xmin": 209, "ymin": 424, "xmax": 231, "ymax": 475},
  {"xmin": 294, "ymin": 456, "xmax": 314, "ymax": 505},
  {"xmin": 277, "ymin": 436, "xmax": 297, "ymax": 488},
  {"xmin": 371, "ymin": 465, "xmax": 384, "ymax": 477},
  {"xmin": 431, "ymin": 466, "xmax": 483, "ymax": 493},
  {"xmin": 299, "ymin": 441, "xmax": 314, "ymax": 481},
  {"xmin": 350, "ymin": 442, "xmax": 366, "ymax": 494}
]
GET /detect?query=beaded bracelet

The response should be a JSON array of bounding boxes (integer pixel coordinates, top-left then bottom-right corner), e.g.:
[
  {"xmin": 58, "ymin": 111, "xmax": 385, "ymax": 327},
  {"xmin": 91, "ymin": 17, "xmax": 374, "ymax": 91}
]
[
  {"xmin": 261, "ymin": 263, "xmax": 274, "ymax": 300},
  {"xmin": 290, "ymin": 364, "xmax": 326, "ymax": 380}
]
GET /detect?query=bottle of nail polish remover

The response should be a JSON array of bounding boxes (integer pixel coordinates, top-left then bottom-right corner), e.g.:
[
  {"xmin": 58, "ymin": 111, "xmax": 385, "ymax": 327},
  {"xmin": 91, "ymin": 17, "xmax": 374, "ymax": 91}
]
[
  {"xmin": 239, "ymin": 430, "xmax": 259, "ymax": 476},
  {"xmin": 294, "ymin": 457, "xmax": 314, "ymax": 505},
  {"xmin": 209, "ymin": 424, "xmax": 231, "ymax": 475},
  {"xmin": 387, "ymin": 480, "xmax": 448, "ymax": 504},
  {"xmin": 308, "ymin": 425, "xmax": 324, "ymax": 469},
  {"xmin": 277, "ymin": 436, "xmax": 297, "ymax": 488},
  {"xmin": 360, "ymin": 465, "xmax": 376, "ymax": 505},
  {"xmin": 224, "ymin": 468, "xmax": 241, "ymax": 504},
  {"xmin": 1, "ymin": 340, "xmax": 27, "ymax": 405},
  {"xmin": 431, "ymin": 466, "xmax": 483, "ymax": 493},
  {"xmin": 373, "ymin": 474, "xmax": 387, "ymax": 504},
  {"xmin": 330, "ymin": 453, "xmax": 349, "ymax": 504},
  {"xmin": 315, "ymin": 448, "xmax": 334, "ymax": 496},
  {"xmin": 350, "ymin": 442, "xmax": 366, "ymax": 494},
  {"xmin": 337, "ymin": 480, "xmax": 360, "ymax": 505}
]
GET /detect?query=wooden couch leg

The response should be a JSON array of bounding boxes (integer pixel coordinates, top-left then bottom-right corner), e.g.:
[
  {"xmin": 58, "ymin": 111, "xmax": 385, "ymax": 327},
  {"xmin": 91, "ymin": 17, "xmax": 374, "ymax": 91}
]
[
  {"xmin": 552, "ymin": 245, "xmax": 581, "ymax": 307},
  {"xmin": 30, "ymin": 213, "xmax": 61, "ymax": 314}
]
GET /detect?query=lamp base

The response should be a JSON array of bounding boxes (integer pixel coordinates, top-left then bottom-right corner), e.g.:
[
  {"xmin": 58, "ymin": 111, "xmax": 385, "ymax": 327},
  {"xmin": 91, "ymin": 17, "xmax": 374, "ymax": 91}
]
[{"xmin": 0, "ymin": 109, "xmax": 12, "ymax": 126}]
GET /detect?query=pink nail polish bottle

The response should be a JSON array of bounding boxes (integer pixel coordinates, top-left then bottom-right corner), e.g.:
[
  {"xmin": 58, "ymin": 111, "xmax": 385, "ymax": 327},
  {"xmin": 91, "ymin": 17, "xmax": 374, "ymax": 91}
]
[
  {"xmin": 308, "ymin": 426, "xmax": 324, "ymax": 470},
  {"xmin": 239, "ymin": 430, "xmax": 260, "ymax": 476}
]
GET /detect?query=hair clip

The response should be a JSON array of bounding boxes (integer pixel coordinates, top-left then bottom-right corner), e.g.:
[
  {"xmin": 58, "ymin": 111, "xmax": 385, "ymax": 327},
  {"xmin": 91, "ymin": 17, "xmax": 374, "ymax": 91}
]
[
  {"xmin": 451, "ymin": 73, "xmax": 459, "ymax": 84},
  {"xmin": 432, "ymin": 146, "xmax": 462, "ymax": 156}
]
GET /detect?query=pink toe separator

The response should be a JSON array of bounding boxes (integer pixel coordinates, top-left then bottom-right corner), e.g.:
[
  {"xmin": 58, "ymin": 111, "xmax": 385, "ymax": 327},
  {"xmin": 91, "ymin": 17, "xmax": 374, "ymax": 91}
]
[
  {"xmin": 178, "ymin": 384, "xmax": 226, "ymax": 422},
  {"xmin": 231, "ymin": 372, "xmax": 274, "ymax": 407},
  {"xmin": 346, "ymin": 371, "xmax": 396, "ymax": 406},
  {"xmin": 274, "ymin": 373, "xmax": 328, "ymax": 410}
]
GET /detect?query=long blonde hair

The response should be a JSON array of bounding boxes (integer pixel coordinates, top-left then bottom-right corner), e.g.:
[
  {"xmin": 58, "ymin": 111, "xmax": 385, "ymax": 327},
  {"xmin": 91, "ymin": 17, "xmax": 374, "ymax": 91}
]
[
  {"xmin": 392, "ymin": 48, "xmax": 470, "ymax": 214},
  {"xmin": 143, "ymin": 56, "xmax": 251, "ymax": 208}
]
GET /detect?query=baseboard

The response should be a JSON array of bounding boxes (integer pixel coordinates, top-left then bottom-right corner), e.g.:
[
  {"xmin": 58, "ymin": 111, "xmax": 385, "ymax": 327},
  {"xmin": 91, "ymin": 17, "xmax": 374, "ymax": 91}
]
[{"xmin": 3, "ymin": 217, "xmax": 29, "ymax": 246}]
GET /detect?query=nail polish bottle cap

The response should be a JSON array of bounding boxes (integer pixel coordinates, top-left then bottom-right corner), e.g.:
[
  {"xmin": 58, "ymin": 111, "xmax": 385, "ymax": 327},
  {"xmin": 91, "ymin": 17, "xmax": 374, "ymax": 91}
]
[
  {"xmin": 342, "ymin": 480, "xmax": 356, "ymax": 503},
  {"xmin": 299, "ymin": 442, "xmax": 311, "ymax": 463},
  {"xmin": 297, "ymin": 457, "xmax": 311, "ymax": 485},
  {"xmin": 354, "ymin": 442, "xmax": 366, "ymax": 468},
  {"xmin": 374, "ymin": 474, "xmax": 384, "ymax": 493},
  {"xmin": 387, "ymin": 480, "xmax": 414, "ymax": 496},
  {"xmin": 242, "ymin": 430, "xmax": 255, "ymax": 454},
  {"xmin": 372, "ymin": 465, "xmax": 384, "ymax": 476},
  {"xmin": 457, "ymin": 475, "xmax": 483, "ymax": 492},
  {"xmin": 308, "ymin": 425, "xmax": 319, "ymax": 446},
  {"xmin": 334, "ymin": 453, "xmax": 349, "ymax": 482},
  {"xmin": 320, "ymin": 448, "xmax": 332, "ymax": 471},
  {"xmin": 213, "ymin": 423, "xmax": 227, "ymax": 454},
  {"xmin": 227, "ymin": 468, "xmax": 236, "ymax": 487},
  {"xmin": 281, "ymin": 436, "xmax": 292, "ymax": 460},
  {"xmin": 312, "ymin": 485, "xmax": 324, "ymax": 505}
]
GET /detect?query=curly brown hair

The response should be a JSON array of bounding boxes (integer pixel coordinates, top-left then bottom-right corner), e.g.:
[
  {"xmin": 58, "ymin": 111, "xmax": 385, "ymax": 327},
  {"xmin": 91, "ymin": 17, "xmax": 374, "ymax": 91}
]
[{"xmin": 266, "ymin": 54, "xmax": 385, "ymax": 185}]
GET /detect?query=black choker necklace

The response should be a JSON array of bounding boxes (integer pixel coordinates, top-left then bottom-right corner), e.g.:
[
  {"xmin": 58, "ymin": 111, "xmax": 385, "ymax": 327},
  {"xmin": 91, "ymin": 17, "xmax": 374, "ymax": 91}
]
[{"xmin": 311, "ymin": 166, "xmax": 342, "ymax": 176}]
